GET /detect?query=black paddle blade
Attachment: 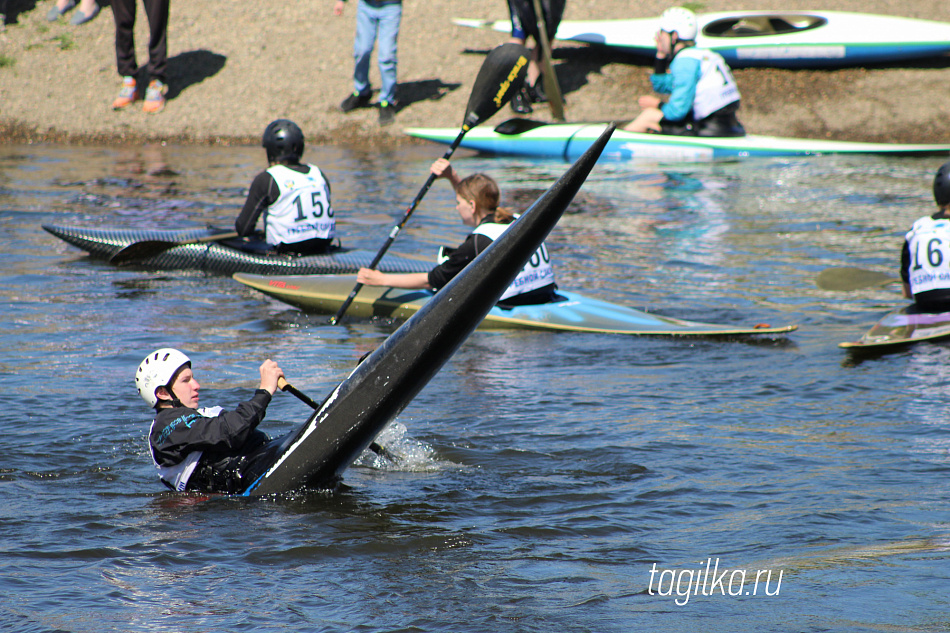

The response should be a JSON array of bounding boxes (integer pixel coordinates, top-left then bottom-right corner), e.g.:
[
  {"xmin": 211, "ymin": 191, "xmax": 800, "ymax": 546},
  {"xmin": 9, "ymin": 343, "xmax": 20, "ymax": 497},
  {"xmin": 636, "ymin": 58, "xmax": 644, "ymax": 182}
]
[
  {"xmin": 108, "ymin": 231, "xmax": 240, "ymax": 265},
  {"xmin": 109, "ymin": 239, "xmax": 181, "ymax": 265},
  {"xmin": 815, "ymin": 267, "xmax": 900, "ymax": 292},
  {"xmin": 462, "ymin": 43, "xmax": 530, "ymax": 131}
]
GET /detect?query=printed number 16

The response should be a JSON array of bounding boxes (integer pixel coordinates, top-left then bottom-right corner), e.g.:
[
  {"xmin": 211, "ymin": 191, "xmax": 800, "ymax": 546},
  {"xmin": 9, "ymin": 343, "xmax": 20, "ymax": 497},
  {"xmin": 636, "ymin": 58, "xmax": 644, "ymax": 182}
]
[{"xmin": 913, "ymin": 237, "xmax": 943, "ymax": 270}]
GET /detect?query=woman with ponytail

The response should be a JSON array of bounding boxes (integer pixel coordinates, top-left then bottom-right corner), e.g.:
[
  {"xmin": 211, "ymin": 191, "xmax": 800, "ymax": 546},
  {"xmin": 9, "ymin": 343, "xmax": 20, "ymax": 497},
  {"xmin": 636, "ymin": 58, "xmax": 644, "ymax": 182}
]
[{"xmin": 357, "ymin": 158, "xmax": 559, "ymax": 308}]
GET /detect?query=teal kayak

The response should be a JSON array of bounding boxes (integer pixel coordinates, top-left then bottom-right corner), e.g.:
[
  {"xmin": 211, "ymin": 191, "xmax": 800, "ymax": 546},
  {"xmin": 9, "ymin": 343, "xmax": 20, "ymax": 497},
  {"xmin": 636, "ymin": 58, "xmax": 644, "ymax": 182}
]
[{"xmin": 406, "ymin": 120, "xmax": 950, "ymax": 161}]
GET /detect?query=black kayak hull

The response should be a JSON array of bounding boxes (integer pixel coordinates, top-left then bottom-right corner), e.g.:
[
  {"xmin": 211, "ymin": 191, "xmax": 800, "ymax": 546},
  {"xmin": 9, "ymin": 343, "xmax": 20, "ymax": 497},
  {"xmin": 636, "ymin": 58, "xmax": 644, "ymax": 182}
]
[
  {"xmin": 42, "ymin": 224, "xmax": 429, "ymax": 276},
  {"xmin": 241, "ymin": 125, "xmax": 617, "ymax": 495}
]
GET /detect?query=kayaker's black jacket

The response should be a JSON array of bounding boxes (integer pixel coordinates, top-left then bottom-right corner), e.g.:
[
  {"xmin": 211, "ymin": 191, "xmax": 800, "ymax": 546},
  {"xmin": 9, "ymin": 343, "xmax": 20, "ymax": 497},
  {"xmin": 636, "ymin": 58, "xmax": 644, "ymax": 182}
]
[
  {"xmin": 149, "ymin": 390, "xmax": 273, "ymax": 493},
  {"xmin": 235, "ymin": 162, "xmax": 334, "ymax": 255},
  {"xmin": 428, "ymin": 217, "xmax": 559, "ymax": 308}
]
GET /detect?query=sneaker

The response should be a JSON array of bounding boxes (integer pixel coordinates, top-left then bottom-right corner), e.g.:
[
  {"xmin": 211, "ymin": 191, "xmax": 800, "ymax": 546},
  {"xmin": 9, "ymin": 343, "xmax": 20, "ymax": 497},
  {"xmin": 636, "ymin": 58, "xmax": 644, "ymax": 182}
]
[
  {"xmin": 340, "ymin": 91, "xmax": 371, "ymax": 113},
  {"xmin": 112, "ymin": 76, "xmax": 137, "ymax": 110},
  {"xmin": 528, "ymin": 79, "xmax": 548, "ymax": 104},
  {"xmin": 378, "ymin": 101, "xmax": 396, "ymax": 126},
  {"xmin": 143, "ymin": 79, "xmax": 168, "ymax": 114},
  {"xmin": 46, "ymin": 0, "xmax": 75, "ymax": 21},
  {"xmin": 510, "ymin": 85, "xmax": 533, "ymax": 114},
  {"xmin": 69, "ymin": 2, "xmax": 100, "ymax": 25}
]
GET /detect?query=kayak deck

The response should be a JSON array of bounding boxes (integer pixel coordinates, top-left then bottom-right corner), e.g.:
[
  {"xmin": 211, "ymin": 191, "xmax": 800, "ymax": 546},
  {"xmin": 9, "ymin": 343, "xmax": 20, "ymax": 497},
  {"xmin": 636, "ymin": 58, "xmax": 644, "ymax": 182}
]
[
  {"xmin": 233, "ymin": 273, "xmax": 798, "ymax": 336},
  {"xmin": 840, "ymin": 306, "xmax": 950, "ymax": 350},
  {"xmin": 43, "ymin": 224, "xmax": 429, "ymax": 276},
  {"xmin": 405, "ymin": 122, "xmax": 950, "ymax": 161}
]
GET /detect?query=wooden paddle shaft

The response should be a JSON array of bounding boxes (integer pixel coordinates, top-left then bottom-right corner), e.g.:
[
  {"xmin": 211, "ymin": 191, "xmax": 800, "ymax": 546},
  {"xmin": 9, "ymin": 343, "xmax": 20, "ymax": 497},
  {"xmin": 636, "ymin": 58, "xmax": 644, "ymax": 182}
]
[{"xmin": 531, "ymin": 0, "xmax": 565, "ymax": 121}]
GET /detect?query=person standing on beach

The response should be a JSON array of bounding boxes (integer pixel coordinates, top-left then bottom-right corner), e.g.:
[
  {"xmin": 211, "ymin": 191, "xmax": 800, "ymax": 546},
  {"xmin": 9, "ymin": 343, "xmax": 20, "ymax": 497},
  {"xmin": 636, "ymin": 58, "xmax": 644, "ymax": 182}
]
[
  {"xmin": 333, "ymin": 0, "xmax": 402, "ymax": 127},
  {"xmin": 110, "ymin": 0, "xmax": 170, "ymax": 114},
  {"xmin": 506, "ymin": 0, "xmax": 566, "ymax": 114}
]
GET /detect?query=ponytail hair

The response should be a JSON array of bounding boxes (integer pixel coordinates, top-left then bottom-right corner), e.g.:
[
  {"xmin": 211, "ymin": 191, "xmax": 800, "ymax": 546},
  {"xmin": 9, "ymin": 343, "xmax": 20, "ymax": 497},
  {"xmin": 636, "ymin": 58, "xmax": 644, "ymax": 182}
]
[{"xmin": 456, "ymin": 173, "xmax": 515, "ymax": 224}]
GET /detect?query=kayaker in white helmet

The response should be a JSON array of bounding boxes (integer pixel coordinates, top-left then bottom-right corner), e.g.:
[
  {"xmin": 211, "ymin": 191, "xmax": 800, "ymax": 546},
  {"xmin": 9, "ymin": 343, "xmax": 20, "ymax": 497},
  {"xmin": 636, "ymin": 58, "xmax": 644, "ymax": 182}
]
[{"xmin": 624, "ymin": 7, "xmax": 745, "ymax": 138}]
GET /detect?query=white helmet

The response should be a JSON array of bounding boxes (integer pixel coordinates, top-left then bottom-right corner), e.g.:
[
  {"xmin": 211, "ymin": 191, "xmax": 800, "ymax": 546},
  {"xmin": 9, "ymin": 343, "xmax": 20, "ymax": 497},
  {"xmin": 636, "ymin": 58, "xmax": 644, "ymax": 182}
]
[
  {"xmin": 659, "ymin": 7, "xmax": 698, "ymax": 41},
  {"xmin": 135, "ymin": 348, "xmax": 191, "ymax": 408}
]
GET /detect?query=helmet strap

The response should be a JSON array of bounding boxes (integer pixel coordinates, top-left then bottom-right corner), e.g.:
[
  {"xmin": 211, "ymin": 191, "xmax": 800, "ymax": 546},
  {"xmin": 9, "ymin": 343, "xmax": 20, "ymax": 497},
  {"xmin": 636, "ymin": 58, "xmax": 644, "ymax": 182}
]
[{"xmin": 155, "ymin": 385, "xmax": 183, "ymax": 409}]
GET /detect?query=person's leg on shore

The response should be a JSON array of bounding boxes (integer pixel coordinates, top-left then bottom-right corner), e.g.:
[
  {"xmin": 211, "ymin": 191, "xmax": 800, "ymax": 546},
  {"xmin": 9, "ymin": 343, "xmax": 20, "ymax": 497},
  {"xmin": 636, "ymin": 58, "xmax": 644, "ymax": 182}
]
[
  {"xmin": 624, "ymin": 108, "xmax": 664, "ymax": 133},
  {"xmin": 111, "ymin": 0, "xmax": 139, "ymax": 109},
  {"xmin": 141, "ymin": 0, "xmax": 170, "ymax": 113},
  {"xmin": 375, "ymin": 2, "xmax": 401, "ymax": 106},
  {"xmin": 352, "ymin": 0, "xmax": 377, "ymax": 99}
]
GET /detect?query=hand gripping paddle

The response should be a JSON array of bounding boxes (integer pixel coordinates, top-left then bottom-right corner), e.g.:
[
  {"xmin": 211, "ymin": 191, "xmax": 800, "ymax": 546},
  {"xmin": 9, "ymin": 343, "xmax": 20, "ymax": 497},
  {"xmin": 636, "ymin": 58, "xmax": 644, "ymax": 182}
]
[{"xmin": 329, "ymin": 42, "xmax": 531, "ymax": 325}]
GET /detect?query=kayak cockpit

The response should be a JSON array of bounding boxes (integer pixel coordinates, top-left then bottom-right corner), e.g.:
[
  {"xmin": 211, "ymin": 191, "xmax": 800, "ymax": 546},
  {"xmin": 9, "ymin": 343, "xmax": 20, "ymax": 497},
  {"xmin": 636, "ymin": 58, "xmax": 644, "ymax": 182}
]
[{"xmin": 703, "ymin": 14, "xmax": 827, "ymax": 38}]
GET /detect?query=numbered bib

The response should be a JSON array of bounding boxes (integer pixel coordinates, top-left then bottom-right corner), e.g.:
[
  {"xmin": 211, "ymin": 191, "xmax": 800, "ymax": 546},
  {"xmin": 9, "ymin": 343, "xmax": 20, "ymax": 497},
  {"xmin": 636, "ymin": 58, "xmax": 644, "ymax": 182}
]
[
  {"xmin": 679, "ymin": 48, "xmax": 740, "ymax": 119},
  {"xmin": 473, "ymin": 222, "xmax": 555, "ymax": 300},
  {"xmin": 264, "ymin": 164, "xmax": 335, "ymax": 246},
  {"xmin": 906, "ymin": 216, "xmax": 950, "ymax": 294}
]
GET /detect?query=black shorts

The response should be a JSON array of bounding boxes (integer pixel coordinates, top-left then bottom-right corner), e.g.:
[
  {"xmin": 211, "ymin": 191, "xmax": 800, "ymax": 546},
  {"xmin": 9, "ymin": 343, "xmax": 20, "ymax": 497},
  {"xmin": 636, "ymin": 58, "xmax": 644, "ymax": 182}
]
[{"xmin": 507, "ymin": 0, "xmax": 565, "ymax": 42}]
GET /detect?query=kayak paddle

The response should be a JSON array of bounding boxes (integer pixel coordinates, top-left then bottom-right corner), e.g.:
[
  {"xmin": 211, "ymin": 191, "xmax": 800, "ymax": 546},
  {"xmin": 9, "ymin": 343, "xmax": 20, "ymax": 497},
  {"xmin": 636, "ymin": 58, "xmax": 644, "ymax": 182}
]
[
  {"xmin": 530, "ymin": 0, "xmax": 565, "ymax": 121},
  {"xmin": 329, "ymin": 42, "xmax": 531, "ymax": 325},
  {"xmin": 109, "ymin": 231, "xmax": 240, "ymax": 265},
  {"xmin": 277, "ymin": 376, "xmax": 395, "ymax": 461},
  {"xmin": 815, "ymin": 266, "xmax": 901, "ymax": 291}
]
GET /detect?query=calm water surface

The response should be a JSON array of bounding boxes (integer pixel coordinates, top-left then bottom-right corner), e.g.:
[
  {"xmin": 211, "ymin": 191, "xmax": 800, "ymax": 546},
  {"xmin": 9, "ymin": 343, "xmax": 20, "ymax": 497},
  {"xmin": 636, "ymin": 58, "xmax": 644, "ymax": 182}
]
[{"xmin": 0, "ymin": 143, "xmax": 947, "ymax": 632}]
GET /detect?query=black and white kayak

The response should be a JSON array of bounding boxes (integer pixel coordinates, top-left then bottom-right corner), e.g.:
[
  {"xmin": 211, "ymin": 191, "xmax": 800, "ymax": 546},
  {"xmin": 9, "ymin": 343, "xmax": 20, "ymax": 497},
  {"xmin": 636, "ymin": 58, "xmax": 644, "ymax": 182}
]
[
  {"xmin": 232, "ymin": 272, "xmax": 798, "ymax": 338},
  {"xmin": 454, "ymin": 10, "xmax": 950, "ymax": 68},
  {"xmin": 42, "ymin": 224, "xmax": 429, "ymax": 276},
  {"xmin": 237, "ymin": 126, "xmax": 616, "ymax": 495},
  {"xmin": 406, "ymin": 120, "xmax": 950, "ymax": 162}
]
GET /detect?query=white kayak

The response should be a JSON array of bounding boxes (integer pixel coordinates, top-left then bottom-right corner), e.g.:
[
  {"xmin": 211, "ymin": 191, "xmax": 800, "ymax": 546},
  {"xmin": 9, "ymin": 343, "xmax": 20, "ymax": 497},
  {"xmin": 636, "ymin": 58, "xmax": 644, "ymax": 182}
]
[
  {"xmin": 453, "ymin": 10, "xmax": 950, "ymax": 68},
  {"xmin": 406, "ymin": 119, "xmax": 950, "ymax": 162}
]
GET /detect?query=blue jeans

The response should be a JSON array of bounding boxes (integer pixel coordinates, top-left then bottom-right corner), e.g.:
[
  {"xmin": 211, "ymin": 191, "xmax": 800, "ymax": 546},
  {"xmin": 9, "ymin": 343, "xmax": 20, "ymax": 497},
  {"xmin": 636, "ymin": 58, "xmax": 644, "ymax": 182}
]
[{"xmin": 353, "ymin": 1, "xmax": 401, "ymax": 105}]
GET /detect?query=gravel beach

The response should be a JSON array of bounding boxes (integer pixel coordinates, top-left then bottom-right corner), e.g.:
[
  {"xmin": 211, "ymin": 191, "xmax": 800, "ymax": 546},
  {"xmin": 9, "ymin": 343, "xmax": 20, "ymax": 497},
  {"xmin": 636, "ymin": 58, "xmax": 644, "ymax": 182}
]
[{"xmin": 1, "ymin": 0, "xmax": 949, "ymax": 146}]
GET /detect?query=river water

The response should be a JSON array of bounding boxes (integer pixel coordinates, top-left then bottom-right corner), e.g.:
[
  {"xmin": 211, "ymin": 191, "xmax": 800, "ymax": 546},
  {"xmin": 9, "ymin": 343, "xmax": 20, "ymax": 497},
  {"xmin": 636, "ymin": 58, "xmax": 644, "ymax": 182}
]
[{"xmin": 1, "ymin": 142, "xmax": 947, "ymax": 632}]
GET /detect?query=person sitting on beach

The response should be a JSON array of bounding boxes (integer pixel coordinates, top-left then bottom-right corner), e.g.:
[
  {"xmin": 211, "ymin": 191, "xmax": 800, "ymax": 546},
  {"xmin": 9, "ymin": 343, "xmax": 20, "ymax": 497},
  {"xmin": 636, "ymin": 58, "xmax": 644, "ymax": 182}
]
[
  {"xmin": 235, "ymin": 119, "xmax": 337, "ymax": 256},
  {"xmin": 901, "ymin": 160, "xmax": 950, "ymax": 313},
  {"xmin": 356, "ymin": 158, "xmax": 560, "ymax": 308},
  {"xmin": 136, "ymin": 348, "xmax": 285, "ymax": 494},
  {"xmin": 624, "ymin": 7, "xmax": 745, "ymax": 138}
]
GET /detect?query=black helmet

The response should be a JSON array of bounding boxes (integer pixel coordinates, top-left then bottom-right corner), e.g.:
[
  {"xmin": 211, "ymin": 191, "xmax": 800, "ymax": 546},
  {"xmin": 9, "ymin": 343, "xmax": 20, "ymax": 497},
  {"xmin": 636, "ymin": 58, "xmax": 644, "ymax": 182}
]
[
  {"xmin": 262, "ymin": 119, "xmax": 304, "ymax": 163},
  {"xmin": 934, "ymin": 160, "xmax": 950, "ymax": 207}
]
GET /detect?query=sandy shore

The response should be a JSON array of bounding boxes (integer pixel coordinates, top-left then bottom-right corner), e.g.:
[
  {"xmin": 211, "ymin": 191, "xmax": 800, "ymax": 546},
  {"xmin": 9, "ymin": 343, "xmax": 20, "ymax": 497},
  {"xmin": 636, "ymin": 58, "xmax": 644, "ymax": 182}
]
[{"xmin": 1, "ymin": 0, "xmax": 949, "ymax": 146}]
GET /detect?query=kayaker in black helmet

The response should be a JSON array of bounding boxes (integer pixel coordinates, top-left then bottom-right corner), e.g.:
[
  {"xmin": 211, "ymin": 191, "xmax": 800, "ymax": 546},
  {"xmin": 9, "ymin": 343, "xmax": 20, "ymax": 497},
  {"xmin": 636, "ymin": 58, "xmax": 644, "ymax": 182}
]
[
  {"xmin": 900, "ymin": 160, "xmax": 950, "ymax": 312},
  {"xmin": 235, "ymin": 119, "xmax": 338, "ymax": 256}
]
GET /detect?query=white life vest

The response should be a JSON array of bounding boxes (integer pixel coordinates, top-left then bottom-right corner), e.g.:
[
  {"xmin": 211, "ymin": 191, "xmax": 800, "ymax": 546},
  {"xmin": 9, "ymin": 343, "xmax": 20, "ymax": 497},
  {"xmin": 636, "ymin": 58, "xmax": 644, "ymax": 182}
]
[
  {"xmin": 905, "ymin": 215, "xmax": 950, "ymax": 295},
  {"xmin": 149, "ymin": 405, "xmax": 223, "ymax": 491},
  {"xmin": 263, "ymin": 164, "xmax": 335, "ymax": 246},
  {"xmin": 678, "ymin": 47, "xmax": 740, "ymax": 119},
  {"xmin": 472, "ymin": 221, "xmax": 555, "ymax": 300}
]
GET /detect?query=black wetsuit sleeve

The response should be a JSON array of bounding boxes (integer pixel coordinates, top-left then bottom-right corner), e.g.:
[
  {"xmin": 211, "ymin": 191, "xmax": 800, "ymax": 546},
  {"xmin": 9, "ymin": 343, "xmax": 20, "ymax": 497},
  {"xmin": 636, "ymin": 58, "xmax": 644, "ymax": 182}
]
[
  {"xmin": 149, "ymin": 390, "xmax": 272, "ymax": 467},
  {"xmin": 235, "ymin": 171, "xmax": 280, "ymax": 236},
  {"xmin": 427, "ymin": 233, "xmax": 494, "ymax": 289},
  {"xmin": 901, "ymin": 241, "xmax": 911, "ymax": 284}
]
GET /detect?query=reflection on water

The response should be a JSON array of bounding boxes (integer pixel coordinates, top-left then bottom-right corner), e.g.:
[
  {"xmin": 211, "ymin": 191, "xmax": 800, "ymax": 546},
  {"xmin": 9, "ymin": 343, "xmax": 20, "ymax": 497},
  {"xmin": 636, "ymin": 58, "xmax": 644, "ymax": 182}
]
[{"xmin": 1, "ymin": 144, "xmax": 948, "ymax": 632}]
